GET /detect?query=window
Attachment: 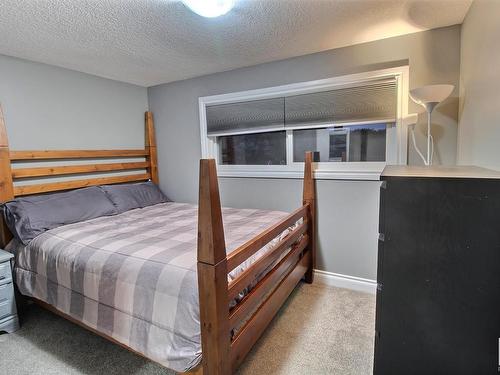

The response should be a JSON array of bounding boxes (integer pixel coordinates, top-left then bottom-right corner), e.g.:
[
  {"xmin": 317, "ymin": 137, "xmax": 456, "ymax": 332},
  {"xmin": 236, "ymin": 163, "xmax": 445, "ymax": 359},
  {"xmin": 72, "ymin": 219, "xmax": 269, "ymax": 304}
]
[
  {"xmin": 219, "ymin": 131, "xmax": 286, "ymax": 165},
  {"xmin": 200, "ymin": 67, "xmax": 409, "ymax": 180},
  {"xmin": 293, "ymin": 123, "xmax": 389, "ymax": 163}
]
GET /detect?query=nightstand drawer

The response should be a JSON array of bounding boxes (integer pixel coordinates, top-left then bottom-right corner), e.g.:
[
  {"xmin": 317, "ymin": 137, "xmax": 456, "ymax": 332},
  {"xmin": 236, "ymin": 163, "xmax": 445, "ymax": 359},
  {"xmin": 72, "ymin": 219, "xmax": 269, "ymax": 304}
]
[
  {"xmin": 0, "ymin": 283, "xmax": 15, "ymax": 320},
  {"xmin": 0, "ymin": 262, "xmax": 12, "ymax": 285}
]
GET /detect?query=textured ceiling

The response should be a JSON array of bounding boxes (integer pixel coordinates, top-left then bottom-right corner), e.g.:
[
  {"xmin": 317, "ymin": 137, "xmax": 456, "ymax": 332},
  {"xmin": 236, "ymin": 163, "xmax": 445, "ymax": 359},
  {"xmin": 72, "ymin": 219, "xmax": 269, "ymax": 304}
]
[{"xmin": 0, "ymin": 0, "xmax": 472, "ymax": 87}]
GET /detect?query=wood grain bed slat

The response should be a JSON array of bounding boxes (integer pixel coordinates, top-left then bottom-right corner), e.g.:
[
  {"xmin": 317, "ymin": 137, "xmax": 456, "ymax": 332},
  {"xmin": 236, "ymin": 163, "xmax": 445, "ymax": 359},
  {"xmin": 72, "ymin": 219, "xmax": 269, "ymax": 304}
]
[
  {"xmin": 227, "ymin": 221, "xmax": 308, "ymax": 302},
  {"xmin": 12, "ymin": 161, "xmax": 149, "ymax": 178},
  {"xmin": 226, "ymin": 204, "xmax": 309, "ymax": 272},
  {"xmin": 302, "ymin": 151, "xmax": 316, "ymax": 283},
  {"xmin": 13, "ymin": 173, "xmax": 150, "ymax": 196},
  {"xmin": 0, "ymin": 106, "xmax": 14, "ymax": 247},
  {"xmin": 10, "ymin": 149, "xmax": 148, "ymax": 160},
  {"xmin": 197, "ymin": 159, "xmax": 231, "ymax": 375},
  {"xmin": 230, "ymin": 251, "xmax": 310, "ymax": 371},
  {"xmin": 145, "ymin": 112, "xmax": 159, "ymax": 185},
  {"xmin": 228, "ymin": 234, "xmax": 308, "ymax": 332}
]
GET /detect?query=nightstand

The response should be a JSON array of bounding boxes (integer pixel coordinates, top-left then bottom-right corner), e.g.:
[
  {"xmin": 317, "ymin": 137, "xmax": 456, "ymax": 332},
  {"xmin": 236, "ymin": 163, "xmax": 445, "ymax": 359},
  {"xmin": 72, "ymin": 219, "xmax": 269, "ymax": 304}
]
[{"xmin": 0, "ymin": 249, "xmax": 19, "ymax": 333}]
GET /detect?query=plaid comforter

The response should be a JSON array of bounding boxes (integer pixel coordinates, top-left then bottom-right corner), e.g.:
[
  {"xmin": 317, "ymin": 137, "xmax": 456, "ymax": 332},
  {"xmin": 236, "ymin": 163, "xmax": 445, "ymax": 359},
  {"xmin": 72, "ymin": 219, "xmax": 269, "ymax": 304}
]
[{"xmin": 8, "ymin": 202, "xmax": 291, "ymax": 372}]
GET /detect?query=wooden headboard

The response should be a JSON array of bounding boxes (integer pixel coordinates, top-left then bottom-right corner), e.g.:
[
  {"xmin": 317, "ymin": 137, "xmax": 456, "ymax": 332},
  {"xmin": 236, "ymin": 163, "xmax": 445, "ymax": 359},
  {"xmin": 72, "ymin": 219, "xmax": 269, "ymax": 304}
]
[{"xmin": 0, "ymin": 106, "xmax": 158, "ymax": 247}]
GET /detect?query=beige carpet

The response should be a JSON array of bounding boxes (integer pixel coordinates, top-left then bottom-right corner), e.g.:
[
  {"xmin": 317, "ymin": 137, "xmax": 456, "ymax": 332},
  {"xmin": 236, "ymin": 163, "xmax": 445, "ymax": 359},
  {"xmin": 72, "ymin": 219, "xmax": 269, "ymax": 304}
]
[{"xmin": 0, "ymin": 283, "xmax": 375, "ymax": 375}]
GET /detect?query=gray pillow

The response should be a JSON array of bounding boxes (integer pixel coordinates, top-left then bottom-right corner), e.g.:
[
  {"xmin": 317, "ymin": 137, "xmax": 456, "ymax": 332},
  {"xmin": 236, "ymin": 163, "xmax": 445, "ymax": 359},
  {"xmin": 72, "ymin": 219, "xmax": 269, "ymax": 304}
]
[
  {"xmin": 2, "ymin": 186, "xmax": 118, "ymax": 245},
  {"xmin": 99, "ymin": 181, "xmax": 168, "ymax": 214}
]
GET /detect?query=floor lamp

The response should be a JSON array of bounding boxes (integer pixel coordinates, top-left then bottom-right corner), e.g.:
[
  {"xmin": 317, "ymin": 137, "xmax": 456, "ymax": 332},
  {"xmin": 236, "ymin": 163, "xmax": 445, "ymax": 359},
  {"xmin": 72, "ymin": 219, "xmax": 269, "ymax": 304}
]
[{"xmin": 409, "ymin": 84, "xmax": 454, "ymax": 166}]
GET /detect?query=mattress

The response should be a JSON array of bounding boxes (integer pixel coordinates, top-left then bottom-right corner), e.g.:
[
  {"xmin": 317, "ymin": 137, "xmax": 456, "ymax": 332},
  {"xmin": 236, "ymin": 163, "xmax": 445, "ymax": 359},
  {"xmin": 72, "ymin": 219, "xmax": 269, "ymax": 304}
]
[{"xmin": 7, "ymin": 202, "xmax": 293, "ymax": 372}]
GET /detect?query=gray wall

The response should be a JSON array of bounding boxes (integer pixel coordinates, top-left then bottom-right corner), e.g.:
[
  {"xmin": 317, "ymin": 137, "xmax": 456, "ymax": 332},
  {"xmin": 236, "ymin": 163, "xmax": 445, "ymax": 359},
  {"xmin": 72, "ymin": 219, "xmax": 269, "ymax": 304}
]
[
  {"xmin": 0, "ymin": 54, "xmax": 148, "ymax": 150},
  {"xmin": 458, "ymin": 0, "xmax": 500, "ymax": 170},
  {"xmin": 149, "ymin": 26, "xmax": 461, "ymax": 280}
]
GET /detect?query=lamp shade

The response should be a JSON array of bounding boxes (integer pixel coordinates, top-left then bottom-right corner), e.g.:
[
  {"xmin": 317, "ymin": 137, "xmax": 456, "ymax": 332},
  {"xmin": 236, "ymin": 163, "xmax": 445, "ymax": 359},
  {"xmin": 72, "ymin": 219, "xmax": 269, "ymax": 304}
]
[{"xmin": 409, "ymin": 84, "xmax": 454, "ymax": 110}]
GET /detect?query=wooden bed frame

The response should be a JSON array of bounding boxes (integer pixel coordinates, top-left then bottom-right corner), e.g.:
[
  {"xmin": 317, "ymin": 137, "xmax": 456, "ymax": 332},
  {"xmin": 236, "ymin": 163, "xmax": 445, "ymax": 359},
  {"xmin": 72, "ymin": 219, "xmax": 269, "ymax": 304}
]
[{"xmin": 0, "ymin": 107, "xmax": 316, "ymax": 375}]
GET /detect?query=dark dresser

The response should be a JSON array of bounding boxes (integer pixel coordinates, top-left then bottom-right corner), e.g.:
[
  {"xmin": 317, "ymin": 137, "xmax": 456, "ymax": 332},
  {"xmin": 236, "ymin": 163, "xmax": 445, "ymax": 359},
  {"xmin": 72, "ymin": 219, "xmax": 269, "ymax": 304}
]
[{"xmin": 374, "ymin": 166, "xmax": 500, "ymax": 375}]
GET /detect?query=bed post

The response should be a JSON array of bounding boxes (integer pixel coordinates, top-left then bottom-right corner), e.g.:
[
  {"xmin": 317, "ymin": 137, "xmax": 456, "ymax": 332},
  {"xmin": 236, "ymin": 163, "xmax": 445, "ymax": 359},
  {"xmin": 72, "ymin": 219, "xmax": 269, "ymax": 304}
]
[
  {"xmin": 145, "ymin": 111, "xmax": 159, "ymax": 185},
  {"xmin": 197, "ymin": 159, "xmax": 230, "ymax": 375},
  {"xmin": 303, "ymin": 151, "xmax": 316, "ymax": 283},
  {"xmin": 0, "ymin": 105, "xmax": 14, "ymax": 248}
]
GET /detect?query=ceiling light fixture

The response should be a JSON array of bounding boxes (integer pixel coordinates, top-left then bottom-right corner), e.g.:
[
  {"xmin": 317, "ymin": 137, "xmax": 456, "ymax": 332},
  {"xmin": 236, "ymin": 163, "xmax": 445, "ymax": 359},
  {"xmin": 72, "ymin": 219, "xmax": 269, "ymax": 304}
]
[{"xmin": 181, "ymin": 0, "xmax": 235, "ymax": 18}]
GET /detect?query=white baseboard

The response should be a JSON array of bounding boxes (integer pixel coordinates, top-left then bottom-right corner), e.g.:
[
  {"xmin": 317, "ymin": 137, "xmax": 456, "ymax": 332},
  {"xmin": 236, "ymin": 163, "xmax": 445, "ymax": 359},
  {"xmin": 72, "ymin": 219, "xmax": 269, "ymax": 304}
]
[{"xmin": 314, "ymin": 269, "xmax": 377, "ymax": 294}]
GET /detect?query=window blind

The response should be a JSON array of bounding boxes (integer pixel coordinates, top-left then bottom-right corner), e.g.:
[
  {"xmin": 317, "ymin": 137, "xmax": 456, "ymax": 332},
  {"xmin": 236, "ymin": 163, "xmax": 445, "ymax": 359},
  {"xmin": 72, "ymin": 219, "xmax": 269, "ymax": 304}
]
[
  {"xmin": 284, "ymin": 80, "xmax": 397, "ymax": 128},
  {"xmin": 206, "ymin": 79, "xmax": 397, "ymax": 136},
  {"xmin": 206, "ymin": 98, "xmax": 285, "ymax": 136}
]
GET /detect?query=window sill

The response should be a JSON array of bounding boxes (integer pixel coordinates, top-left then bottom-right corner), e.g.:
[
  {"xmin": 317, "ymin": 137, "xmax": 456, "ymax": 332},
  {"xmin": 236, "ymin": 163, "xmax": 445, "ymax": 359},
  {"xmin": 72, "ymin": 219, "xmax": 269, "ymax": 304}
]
[{"xmin": 216, "ymin": 166, "xmax": 385, "ymax": 181}]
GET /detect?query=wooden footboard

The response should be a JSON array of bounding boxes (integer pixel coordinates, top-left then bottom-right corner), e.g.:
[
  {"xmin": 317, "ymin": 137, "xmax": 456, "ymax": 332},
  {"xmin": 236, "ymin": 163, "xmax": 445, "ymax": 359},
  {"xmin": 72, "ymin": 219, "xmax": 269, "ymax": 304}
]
[{"xmin": 197, "ymin": 152, "xmax": 316, "ymax": 375}]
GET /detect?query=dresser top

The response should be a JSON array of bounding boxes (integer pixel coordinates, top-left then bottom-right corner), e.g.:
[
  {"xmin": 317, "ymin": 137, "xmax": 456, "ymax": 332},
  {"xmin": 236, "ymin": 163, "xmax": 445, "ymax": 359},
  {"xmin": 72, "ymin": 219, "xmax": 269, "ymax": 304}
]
[
  {"xmin": 382, "ymin": 165, "xmax": 500, "ymax": 179},
  {"xmin": 0, "ymin": 249, "xmax": 13, "ymax": 263}
]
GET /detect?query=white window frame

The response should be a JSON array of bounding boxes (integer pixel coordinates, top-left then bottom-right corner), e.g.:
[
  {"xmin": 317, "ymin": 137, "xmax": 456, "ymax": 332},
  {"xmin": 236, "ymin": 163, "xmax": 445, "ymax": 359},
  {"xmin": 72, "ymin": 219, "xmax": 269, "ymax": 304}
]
[{"xmin": 199, "ymin": 66, "xmax": 411, "ymax": 180}]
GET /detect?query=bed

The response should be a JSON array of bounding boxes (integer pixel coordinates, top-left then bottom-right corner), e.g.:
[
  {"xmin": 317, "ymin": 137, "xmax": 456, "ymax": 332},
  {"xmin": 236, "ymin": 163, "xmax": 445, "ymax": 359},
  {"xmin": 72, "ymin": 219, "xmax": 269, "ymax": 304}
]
[{"xmin": 0, "ymin": 108, "xmax": 316, "ymax": 374}]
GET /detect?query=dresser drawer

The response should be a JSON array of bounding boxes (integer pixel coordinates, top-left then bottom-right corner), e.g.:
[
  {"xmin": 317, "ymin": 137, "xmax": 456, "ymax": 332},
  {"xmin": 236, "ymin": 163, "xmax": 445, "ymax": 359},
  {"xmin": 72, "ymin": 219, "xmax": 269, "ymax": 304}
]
[
  {"xmin": 0, "ymin": 261, "xmax": 12, "ymax": 285},
  {"xmin": 0, "ymin": 283, "xmax": 15, "ymax": 320}
]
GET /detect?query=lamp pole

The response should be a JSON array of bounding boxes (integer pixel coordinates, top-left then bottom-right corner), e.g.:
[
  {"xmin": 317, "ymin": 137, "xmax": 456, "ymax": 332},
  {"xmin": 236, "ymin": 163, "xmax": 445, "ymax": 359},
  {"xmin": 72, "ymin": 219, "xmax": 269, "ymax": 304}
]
[
  {"xmin": 409, "ymin": 85, "xmax": 454, "ymax": 166},
  {"xmin": 427, "ymin": 110, "xmax": 431, "ymax": 165},
  {"xmin": 425, "ymin": 102, "xmax": 437, "ymax": 166}
]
